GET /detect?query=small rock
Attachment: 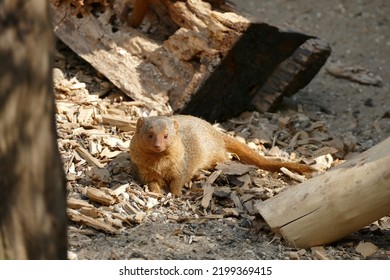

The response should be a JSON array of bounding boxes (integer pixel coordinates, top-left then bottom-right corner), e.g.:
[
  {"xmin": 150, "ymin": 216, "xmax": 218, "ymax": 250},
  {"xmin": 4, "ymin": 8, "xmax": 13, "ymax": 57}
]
[
  {"xmin": 364, "ymin": 98, "xmax": 374, "ymax": 107},
  {"xmin": 355, "ymin": 241, "xmax": 378, "ymax": 257},
  {"xmin": 67, "ymin": 251, "xmax": 78, "ymax": 260},
  {"xmin": 297, "ymin": 249, "xmax": 307, "ymax": 256},
  {"xmin": 288, "ymin": 251, "xmax": 300, "ymax": 260},
  {"xmin": 53, "ymin": 67, "xmax": 65, "ymax": 85}
]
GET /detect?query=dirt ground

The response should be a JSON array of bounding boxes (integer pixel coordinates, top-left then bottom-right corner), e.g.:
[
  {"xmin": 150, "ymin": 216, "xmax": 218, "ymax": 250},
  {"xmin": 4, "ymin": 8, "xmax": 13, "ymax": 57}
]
[
  {"xmin": 238, "ymin": 0, "xmax": 390, "ymax": 150},
  {"xmin": 65, "ymin": 0, "xmax": 390, "ymax": 260}
]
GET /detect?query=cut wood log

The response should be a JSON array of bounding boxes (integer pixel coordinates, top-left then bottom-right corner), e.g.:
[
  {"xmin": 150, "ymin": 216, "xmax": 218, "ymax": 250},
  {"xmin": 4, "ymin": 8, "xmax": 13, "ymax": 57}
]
[
  {"xmin": 252, "ymin": 38, "xmax": 331, "ymax": 113},
  {"xmin": 50, "ymin": 0, "xmax": 330, "ymax": 122},
  {"xmin": 256, "ymin": 137, "xmax": 390, "ymax": 249},
  {"xmin": 180, "ymin": 24, "xmax": 330, "ymax": 121}
]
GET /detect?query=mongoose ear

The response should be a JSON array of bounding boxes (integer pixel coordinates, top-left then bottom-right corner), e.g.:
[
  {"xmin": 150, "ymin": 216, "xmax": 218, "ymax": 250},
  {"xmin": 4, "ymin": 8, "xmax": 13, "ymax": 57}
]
[
  {"xmin": 136, "ymin": 117, "xmax": 145, "ymax": 133},
  {"xmin": 172, "ymin": 119, "xmax": 179, "ymax": 133}
]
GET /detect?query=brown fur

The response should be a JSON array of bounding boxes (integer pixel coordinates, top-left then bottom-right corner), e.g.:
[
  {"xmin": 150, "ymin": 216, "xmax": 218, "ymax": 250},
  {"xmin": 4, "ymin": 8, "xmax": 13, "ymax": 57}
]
[{"xmin": 129, "ymin": 115, "xmax": 314, "ymax": 196}]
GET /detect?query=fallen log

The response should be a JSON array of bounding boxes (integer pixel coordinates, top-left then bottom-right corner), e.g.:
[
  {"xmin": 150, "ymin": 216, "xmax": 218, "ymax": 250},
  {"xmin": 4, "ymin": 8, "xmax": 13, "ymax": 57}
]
[
  {"xmin": 50, "ymin": 0, "xmax": 330, "ymax": 122},
  {"xmin": 256, "ymin": 137, "xmax": 390, "ymax": 249}
]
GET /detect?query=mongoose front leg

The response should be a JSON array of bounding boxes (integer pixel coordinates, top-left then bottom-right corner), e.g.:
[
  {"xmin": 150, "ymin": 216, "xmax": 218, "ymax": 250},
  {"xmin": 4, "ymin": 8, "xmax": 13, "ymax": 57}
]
[
  {"xmin": 169, "ymin": 179, "xmax": 185, "ymax": 196},
  {"xmin": 148, "ymin": 181, "xmax": 163, "ymax": 194}
]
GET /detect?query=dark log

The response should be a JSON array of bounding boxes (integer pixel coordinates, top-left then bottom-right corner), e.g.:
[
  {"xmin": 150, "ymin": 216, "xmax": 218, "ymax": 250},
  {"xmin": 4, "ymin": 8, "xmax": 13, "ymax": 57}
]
[
  {"xmin": 252, "ymin": 38, "xmax": 331, "ymax": 113},
  {"xmin": 0, "ymin": 0, "xmax": 67, "ymax": 259},
  {"xmin": 180, "ymin": 24, "xmax": 331, "ymax": 121}
]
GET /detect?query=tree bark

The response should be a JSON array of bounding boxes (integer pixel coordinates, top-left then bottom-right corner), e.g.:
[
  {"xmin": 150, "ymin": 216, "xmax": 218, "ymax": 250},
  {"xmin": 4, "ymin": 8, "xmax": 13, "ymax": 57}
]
[
  {"xmin": 256, "ymin": 137, "xmax": 390, "ymax": 249},
  {"xmin": 0, "ymin": 0, "xmax": 67, "ymax": 259}
]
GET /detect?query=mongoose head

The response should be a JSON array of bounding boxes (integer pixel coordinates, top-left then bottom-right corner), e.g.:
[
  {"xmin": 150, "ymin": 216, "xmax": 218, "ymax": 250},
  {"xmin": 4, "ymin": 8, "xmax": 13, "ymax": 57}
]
[{"xmin": 135, "ymin": 116, "xmax": 179, "ymax": 153}]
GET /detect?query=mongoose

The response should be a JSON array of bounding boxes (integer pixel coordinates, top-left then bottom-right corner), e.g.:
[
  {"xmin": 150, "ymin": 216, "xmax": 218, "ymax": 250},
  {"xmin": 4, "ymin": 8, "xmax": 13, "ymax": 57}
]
[{"xmin": 129, "ymin": 115, "xmax": 314, "ymax": 196}]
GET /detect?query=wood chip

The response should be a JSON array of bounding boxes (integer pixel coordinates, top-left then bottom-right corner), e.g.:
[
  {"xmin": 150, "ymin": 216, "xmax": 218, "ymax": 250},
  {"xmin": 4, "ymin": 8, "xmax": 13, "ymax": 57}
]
[
  {"xmin": 288, "ymin": 251, "xmax": 300, "ymax": 260},
  {"xmin": 213, "ymin": 187, "xmax": 231, "ymax": 198},
  {"xmin": 237, "ymin": 174, "xmax": 251, "ymax": 189},
  {"xmin": 311, "ymin": 246, "xmax": 330, "ymax": 260},
  {"xmin": 77, "ymin": 106, "xmax": 94, "ymax": 123},
  {"xmin": 68, "ymin": 251, "xmax": 78, "ymax": 260},
  {"xmin": 100, "ymin": 147, "xmax": 123, "ymax": 159},
  {"xmin": 101, "ymin": 114, "xmax": 135, "ymax": 132},
  {"xmin": 111, "ymin": 183, "xmax": 130, "ymax": 196},
  {"xmin": 67, "ymin": 209, "xmax": 118, "ymax": 234},
  {"xmin": 230, "ymin": 192, "xmax": 244, "ymax": 211},
  {"xmin": 88, "ymin": 140, "xmax": 100, "ymax": 156},
  {"xmin": 312, "ymin": 154, "xmax": 333, "ymax": 171},
  {"xmin": 128, "ymin": 192, "xmax": 146, "ymax": 207},
  {"xmin": 222, "ymin": 208, "xmax": 239, "ymax": 217},
  {"xmin": 134, "ymin": 212, "xmax": 146, "ymax": 223},
  {"xmin": 85, "ymin": 187, "xmax": 116, "ymax": 206},
  {"xmin": 280, "ymin": 167, "xmax": 307, "ymax": 182},
  {"xmin": 201, "ymin": 185, "xmax": 214, "ymax": 209},
  {"xmin": 216, "ymin": 162, "xmax": 256, "ymax": 175},
  {"xmin": 87, "ymin": 166, "xmax": 111, "ymax": 182},
  {"xmin": 76, "ymin": 146, "xmax": 105, "ymax": 168},
  {"xmin": 241, "ymin": 194, "xmax": 254, "ymax": 203},
  {"xmin": 208, "ymin": 170, "xmax": 223, "ymax": 183},
  {"xmin": 146, "ymin": 197, "xmax": 159, "ymax": 209},
  {"xmin": 312, "ymin": 146, "xmax": 339, "ymax": 158},
  {"xmin": 373, "ymin": 120, "xmax": 382, "ymax": 134},
  {"xmin": 102, "ymin": 136, "xmax": 127, "ymax": 149},
  {"xmin": 68, "ymin": 226, "xmax": 97, "ymax": 236},
  {"xmin": 105, "ymin": 216, "xmax": 123, "ymax": 229},
  {"xmin": 122, "ymin": 202, "xmax": 140, "ymax": 215},
  {"xmin": 326, "ymin": 63, "xmax": 382, "ymax": 86},
  {"xmin": 204, "ymin": 214, "xmax": 224, "ymax": 219},
  {"xmin": 79, "ymin": 206, "xmax": 102, "ymax": 219},
  {"xmin": 243, "ymin": 200, "xmax": 255, "ymax": 214},
  {"xmin": 250, "ymin": 123, "xmax": 274, "ymax": 145},
  {"xmin": 67, "ymin": 197, "xmax": 93, "ymax": 209},
  {"xmin": 355, "ymin": 241, "xmax": 378, "ymax": 257}
]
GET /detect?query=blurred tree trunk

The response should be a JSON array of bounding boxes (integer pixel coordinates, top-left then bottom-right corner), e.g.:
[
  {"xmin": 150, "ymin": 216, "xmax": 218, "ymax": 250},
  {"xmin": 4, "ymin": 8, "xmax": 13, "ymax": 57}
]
[{"xmin": 0, "ymin": 0, "xmax": 67, "ymax": 259}]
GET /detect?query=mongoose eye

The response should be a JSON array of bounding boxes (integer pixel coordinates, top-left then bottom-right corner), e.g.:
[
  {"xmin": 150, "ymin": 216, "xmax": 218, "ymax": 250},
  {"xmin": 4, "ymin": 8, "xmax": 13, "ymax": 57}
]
[
  {"xmin": 164, "ymin": 134, "xmax": 169, "ymax": 139},
  {"xmin": 148, "ymin": 133, "xmax": 153, "ymax": 139}
]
